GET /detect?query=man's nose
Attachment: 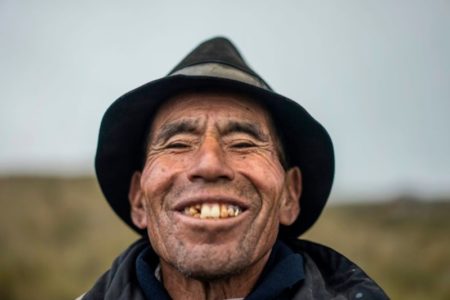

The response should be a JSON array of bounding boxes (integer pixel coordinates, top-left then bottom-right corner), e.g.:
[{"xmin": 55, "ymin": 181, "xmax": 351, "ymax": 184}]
[{"xmin": 187, "ymin": 137, "xmax": 235, "ymax": 182}]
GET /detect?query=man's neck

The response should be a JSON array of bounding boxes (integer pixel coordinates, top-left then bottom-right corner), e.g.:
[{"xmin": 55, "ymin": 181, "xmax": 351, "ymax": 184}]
[{"xmin": 159, "ymin": 252, "xmax": 271, "ymax": 300}]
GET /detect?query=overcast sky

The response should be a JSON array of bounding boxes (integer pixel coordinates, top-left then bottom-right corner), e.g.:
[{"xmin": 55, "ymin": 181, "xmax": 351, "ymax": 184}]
[{"xmin": 1, "ymin": 0, "xmax": 449, "ymax": 199}]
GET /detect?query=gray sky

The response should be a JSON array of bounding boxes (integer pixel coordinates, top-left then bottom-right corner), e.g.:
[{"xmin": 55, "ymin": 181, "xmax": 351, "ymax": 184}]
[{"xmin": 1, "ymin": 0, "xmax": 449, "ymax": 199}]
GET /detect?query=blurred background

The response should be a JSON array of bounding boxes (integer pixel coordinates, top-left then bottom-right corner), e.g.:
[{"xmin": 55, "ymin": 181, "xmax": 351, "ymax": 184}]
[{"xmin": 1, "ymin": 1, "xmax": 449, "ymax": 299}]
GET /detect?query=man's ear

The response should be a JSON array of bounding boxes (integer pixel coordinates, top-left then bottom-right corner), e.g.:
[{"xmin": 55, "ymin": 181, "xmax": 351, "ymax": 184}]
[
  {"xmin": 129, "ymin": 171, "xmax": 147, "ymax": 229},
  {"xmin": 279, "ymin": 167, "xmax": 302, "ymax": 226}
]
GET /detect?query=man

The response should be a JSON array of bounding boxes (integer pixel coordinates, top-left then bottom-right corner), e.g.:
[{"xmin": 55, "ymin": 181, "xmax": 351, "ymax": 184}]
[{"xmin": 83, "ymin": 37, "xmax": 388, "ymax": 299}]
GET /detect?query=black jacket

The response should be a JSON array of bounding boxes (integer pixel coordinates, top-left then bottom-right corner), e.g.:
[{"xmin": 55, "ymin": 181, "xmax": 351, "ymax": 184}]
[{"xmin": 81, "ymin": 239, "xmax": 388, "ymax": 300}]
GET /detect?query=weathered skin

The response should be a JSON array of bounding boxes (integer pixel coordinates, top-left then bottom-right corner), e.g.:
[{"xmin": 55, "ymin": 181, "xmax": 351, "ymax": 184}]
[{"xmin": 129, "ymin": 90, "xmax": 302, "ymax": 300}]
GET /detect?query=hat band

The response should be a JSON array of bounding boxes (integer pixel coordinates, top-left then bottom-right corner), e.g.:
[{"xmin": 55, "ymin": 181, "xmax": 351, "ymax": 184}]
[{"xmin": 170, "ymin": 63, "xmax": 270, "ymax": 90}]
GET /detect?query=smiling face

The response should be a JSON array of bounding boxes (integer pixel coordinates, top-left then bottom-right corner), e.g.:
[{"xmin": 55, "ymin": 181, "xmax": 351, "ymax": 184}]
[{"xmin": 129, "ymin": 90, "xmax": 302, "ymax": 280}]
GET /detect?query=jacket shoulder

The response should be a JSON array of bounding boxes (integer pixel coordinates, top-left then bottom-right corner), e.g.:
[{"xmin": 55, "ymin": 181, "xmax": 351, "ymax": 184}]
[
  {"xmin": 80, "ymin": 239, "xmax": 148, "ymax": 300},
  {"xmin": 286, "ymin": 239, "xmax": 389, "ymax": 300}
]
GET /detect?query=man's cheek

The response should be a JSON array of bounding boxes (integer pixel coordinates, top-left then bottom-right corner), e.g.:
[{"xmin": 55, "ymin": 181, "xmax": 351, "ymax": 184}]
[
  {"xmin": 236, "ymin": 153, "xmax": 284, "ymax": 177},
  {"xmin": 146, "ymin": 211, "xmax": 170, "ymax": 248},
  {"xmin": 141, "ymin": 165, "xmax": 173, "ymax": 195}
]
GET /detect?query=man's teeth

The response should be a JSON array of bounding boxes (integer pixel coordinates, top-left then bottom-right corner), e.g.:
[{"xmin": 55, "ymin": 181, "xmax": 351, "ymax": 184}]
[{"xmin": 183, "ymin": 203, "xmax": 242, "ymax": 219}]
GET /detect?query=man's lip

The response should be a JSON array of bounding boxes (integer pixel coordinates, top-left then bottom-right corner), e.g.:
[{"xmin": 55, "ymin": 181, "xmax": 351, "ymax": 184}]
[{"xmin": 171, "ymin": 196, "xmax": 249, "ymax": 212}]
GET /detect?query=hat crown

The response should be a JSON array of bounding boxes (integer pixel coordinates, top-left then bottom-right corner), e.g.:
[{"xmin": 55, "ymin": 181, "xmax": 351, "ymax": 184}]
[{"xmin": 169, "ymin": 37, "xmax": 270, "ymax": 89}]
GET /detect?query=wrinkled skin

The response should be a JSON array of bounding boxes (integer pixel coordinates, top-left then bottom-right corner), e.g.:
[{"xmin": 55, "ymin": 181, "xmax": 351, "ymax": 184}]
[{"xmin": 129, "ymin": 90, "xmax": 302, "ymax": 299}]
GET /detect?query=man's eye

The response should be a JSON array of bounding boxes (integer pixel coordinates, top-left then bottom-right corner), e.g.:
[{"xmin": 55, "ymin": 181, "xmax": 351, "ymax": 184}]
[
  {"xmin": 231, "ymin": 141, "xmax": 255, "ymax": 148},
  {"xmin": 166, "ymin": 142, "xmax": 190, "ymax": 149}
]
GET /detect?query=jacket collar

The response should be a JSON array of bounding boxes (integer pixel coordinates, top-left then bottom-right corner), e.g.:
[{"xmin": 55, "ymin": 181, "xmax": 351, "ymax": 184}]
[{"xmin": 135, "ymin": 240, "xmax": 305, "ymax": 300}]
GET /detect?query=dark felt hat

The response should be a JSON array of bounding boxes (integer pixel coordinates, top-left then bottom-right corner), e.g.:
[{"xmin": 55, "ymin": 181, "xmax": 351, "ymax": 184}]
[{"xmin": 95, "ymin": 37, "xmax": 334, "ymax": 238}]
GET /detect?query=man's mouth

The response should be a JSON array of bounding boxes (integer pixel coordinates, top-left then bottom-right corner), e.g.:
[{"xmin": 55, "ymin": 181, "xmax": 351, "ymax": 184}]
[{"xmin": 182, "ymin": 203, "xmax": 244, "ymax": 219}]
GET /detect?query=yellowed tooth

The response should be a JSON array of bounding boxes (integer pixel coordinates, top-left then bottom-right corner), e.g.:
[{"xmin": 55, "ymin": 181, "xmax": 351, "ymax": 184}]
[
  {"xmin": 195, "ymin": 204, "xmax": 201, "ymax": 210},
  {"xmin": 200, "ymin": 203, "xmax": 211, "ymax": 219},
  {"xmin": 220, "ymin": 204, "xmax": 228, "ymax": 218},
  {"xmin": 234, "ymin": 207, "xmax": 242, "ymax": 217},
  {"xmin": 189, "ymin": 206, "xmax": 197, "ymax": 216},
  {"xmin": 210, "ymin": 203, "xmax": 220, "ymax": 218},
  {"xmin": 227, "ymin": 205, "xmax": 234, "ymax": 217}
]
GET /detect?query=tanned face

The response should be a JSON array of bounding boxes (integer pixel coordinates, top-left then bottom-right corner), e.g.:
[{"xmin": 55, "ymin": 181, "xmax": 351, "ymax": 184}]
[{"xmin": 129, "ymin": 90, "xmax": 302, "ymax": 280}]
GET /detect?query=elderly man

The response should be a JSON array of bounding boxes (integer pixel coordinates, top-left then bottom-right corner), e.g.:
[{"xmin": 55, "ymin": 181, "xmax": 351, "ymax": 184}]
[{"xmin": 83, "ymin": 37, "xmax": 387, "ymax": 299}]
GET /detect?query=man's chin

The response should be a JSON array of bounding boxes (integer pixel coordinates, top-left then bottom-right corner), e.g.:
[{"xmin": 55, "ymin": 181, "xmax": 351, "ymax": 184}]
[
  {"xmin": 174, "ymin": 260, "xmax": 246, "ymax": 281},
  {"xmin": 167, "ymin": 248, "xmax": 250, "ymax": 281}
]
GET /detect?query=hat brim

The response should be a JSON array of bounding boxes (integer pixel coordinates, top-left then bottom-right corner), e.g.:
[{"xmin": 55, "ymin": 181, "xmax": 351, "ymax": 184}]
[{"xmin": 95, "ymin": 75, "xmax": 334, "ymax": 238}]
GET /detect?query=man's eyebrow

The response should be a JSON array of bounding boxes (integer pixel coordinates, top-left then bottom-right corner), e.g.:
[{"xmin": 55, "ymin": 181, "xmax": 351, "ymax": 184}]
[
  {"xmin": 152, "ymin": 120, "xmax": 199, "ymax": 144},
  {"xmin": 221, "ymin": 121, "xmax": 269, "ymax": 142}
]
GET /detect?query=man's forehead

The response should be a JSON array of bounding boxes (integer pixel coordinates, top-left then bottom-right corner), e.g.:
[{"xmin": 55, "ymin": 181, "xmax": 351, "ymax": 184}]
[{"xmin": 151, "ymin": 90, "xmax": 274, "ymax": 130}]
